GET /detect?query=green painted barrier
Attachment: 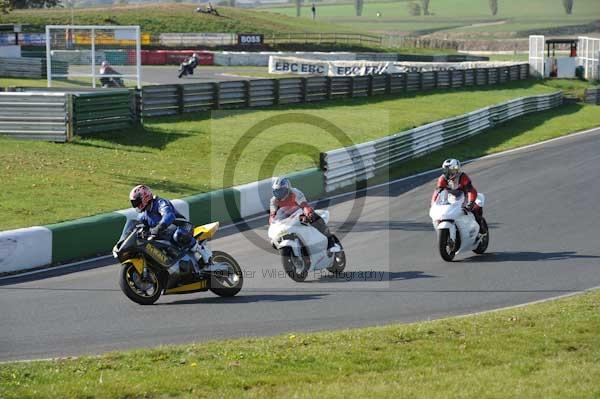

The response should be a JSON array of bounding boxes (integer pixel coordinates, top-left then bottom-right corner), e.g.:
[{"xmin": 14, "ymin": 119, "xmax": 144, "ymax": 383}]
[
  {"xmin": 104, "ymin": 50, "xmax": 128, "ymax": 66},
  {"xmin": 184, "ymin": 188, "xmax": 241, "ymax": 226},
  {"xmin": 47, "ymin": 212, "xmax": 126, "ymax": 264},
  {"xmin": 287, "ymin": 168, "xmax": 324, "ymax": 201}
]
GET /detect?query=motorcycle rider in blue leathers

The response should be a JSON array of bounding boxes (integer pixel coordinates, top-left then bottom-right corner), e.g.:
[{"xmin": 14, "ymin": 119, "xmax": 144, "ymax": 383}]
[{"xmin": 129, "ymin": 184, "xmax": 203, "ymax": 275}]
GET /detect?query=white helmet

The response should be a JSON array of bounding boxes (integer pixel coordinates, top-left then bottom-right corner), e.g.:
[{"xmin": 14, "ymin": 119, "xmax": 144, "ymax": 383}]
[
  {"xmin": 442, "ymin": 158, "xmax": 461, "ymax": 180},
  {"xmin": 272, "ymin": 176, "xmax": 291, "ymax": 200},
  {"xmin": 192, "ymin": 53, "xmax": 199, "ymax": 58}
]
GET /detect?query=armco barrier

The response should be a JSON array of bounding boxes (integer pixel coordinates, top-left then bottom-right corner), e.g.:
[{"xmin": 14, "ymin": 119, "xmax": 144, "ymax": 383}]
[
  {"xmin": 141, "ymin": 64, "xmax": 530, "ymax": 118},
  {"xmin": 47, "ymin": 213, "xmax": 127, "ymax": 264},
  {"xmin": 184, "ymin": 188, "xmax": 241, "ymax": 227},
  {"xmin": 0, "ymin": 57, "xmax": 68, "ymax": 78},
  {"xmin": 0, "ymin": 227, "xmax": 52, "ymax": 273},
  {"xmin": 320, "ymin": 91, "xmax": 563, "ymax": 192},
  {"xmin": 0, "ymin": 92, "xmax": 70, "ymax": 142},
  {"xmin": 73, "ymin": 90, "xmax": 136, "ymax": 135},
  {"xmin": 584, "ymin": 87, "xmax": 600, "ymax": 105}
]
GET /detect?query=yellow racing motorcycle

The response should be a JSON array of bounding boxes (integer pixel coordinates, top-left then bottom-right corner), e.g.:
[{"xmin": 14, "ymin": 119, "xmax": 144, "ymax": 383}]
[{"xmin": 113, "ymin": 220, "xmax": 243, "ymax": 305}]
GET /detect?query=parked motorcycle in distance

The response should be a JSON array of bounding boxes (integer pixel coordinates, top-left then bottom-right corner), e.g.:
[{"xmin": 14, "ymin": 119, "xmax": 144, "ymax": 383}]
[
  {"xmin": 268, "ymin": 206, "xmax": 346, "ymax": 282},
  {"xmin": 429, "ymin": 189, "xmax": 489, "ymax": 261},
  {"xmin": 113, "ymin": 220, "xmax": 243, "ymax": 305}
]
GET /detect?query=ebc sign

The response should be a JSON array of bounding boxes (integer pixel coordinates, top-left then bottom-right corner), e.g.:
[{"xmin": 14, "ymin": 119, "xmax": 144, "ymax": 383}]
[
  {"xmin": 273, "ymin": 61, "xmax": 326, "ymax": 75},
  {"xmin": 238, "ymin": 34, "xmax": 263, "ymax": 46}
]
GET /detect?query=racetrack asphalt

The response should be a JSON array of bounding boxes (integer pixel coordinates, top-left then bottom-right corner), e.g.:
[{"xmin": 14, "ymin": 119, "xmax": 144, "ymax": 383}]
[{"xmin": 1, "ymin": 128, "xmax": 599, "ymax": 361}]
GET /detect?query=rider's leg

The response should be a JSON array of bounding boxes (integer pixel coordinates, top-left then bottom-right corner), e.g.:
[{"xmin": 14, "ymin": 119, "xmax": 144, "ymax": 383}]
[
  {"xmin": 173, "ymin": 227, "xmax": 203, "ymax": 274},
  {"xmin": 472, "ymin": 205, "xmax": 485, "ymax": 234},
  {"xmin": 309, "ymin": 214, "xmax": 336, "ymax": 250}
]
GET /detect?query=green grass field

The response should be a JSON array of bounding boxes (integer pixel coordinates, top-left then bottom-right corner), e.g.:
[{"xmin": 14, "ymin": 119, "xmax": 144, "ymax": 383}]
[
  {"xmin": 1, "ymin": 289, "xmax": 598, "ymax": 398},
  {"xmin": 0, "ymin": 3, "xmax": 348, "ymax": 35},
  {"xmin": 0, "ymin": 79, "xmax": 598, "ymax": 231},
  {"xmin": 263, "ymin": 0, "xmax": 600, "ymax": 38}
]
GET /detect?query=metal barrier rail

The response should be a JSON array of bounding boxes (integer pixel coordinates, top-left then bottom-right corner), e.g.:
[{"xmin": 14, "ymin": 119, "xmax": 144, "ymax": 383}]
[
  {"xmin": 141, "ymin": 64, "xmax": 529, "ymax": 118},
  {"xmin": 320, "ymin": 92, "xmax": 563, "ymax": 192},
  {"xmin": 584, "ymin": 87, "xmax": 600, "ymax": 105},
  {"xmin": 0, "ymin": 57, "xmax": 68, "ymax": 78},
  {"xmin": 0, "ymin": 92, "xmax": 69, "ymax": 142},
  {"xmin": 72, "ymin": 90, "xmax": 135, "ymax": 135}
]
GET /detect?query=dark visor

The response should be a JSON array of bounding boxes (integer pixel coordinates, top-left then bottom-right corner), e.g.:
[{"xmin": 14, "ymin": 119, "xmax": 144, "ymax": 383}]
[{"xmin": 131, "ymin": 197, "xmax": 143, "ymax": 209}]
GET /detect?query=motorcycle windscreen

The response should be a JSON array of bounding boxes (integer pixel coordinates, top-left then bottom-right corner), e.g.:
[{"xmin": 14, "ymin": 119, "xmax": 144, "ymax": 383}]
[{"xmin": 119, "ymin": 219, "xmax": 138, "ymax": 242}]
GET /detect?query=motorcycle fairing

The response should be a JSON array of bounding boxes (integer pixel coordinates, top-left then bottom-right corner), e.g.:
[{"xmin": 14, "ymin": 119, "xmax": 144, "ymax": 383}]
[
  {"xmin": 164, "ymin": 280, "xmax": 208, "ymax": 295},
  {"xmin": 194, "ymin": 222, "xmax": 220, "ymax": 241},
  {"xmin": 123, "ymin": 258, "xmax": 145, "ymax": 275}
]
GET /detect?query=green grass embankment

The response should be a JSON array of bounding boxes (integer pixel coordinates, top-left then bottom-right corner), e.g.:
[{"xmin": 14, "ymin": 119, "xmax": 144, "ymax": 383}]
[{"xmin": 1, "ymin": 289, "xmax": 598, "ymax": 398}]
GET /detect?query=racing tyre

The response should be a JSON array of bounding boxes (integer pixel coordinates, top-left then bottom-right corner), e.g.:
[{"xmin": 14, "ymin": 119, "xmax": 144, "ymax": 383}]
[
  {"xmin": 281, "ymin": 247, "xmax": 310, "ymax": 282},
  {"xmin": 209, "ymin": 251, "xmax": 244, "ymax": 297},
  {"xmin": 438, "ymin": 228, "xmax": 459, "ymax": 262},
  {"xmin": 473, "ymin": 218, "xmax": 490, "ymax": 254},
  {"xmin": 119, "ymin": 263, "xmax": 163, "ymax": 305},
  {"xmin": 327, "ymin": 251, "xmax": 346, "ymax": 273}
]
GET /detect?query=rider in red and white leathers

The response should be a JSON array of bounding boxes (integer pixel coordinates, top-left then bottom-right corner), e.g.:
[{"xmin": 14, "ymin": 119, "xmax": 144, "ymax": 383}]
[
  {"xmin": 269, "ymin": 176, "xmax": 337, "ymax": 250},
  {"xmin": 432, "ymin": 159, "xmax": 484, "ymax": 233}
]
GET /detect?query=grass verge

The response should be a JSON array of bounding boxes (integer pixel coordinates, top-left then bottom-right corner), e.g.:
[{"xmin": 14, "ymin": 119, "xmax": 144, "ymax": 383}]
[
  {"xmin": 1, "ymin": 289, "xmax": 598, "ymax": 398},
  {"xmin": 0, "ymin": 79, "xmax": 598, "ymax": 231},
  {"xmin": 0, "ymin": 3, "xmax": 350, "ymax": 35},
  {"xmin": 262, "ymin": 0, "xmax": 600, "ymax": 38}
]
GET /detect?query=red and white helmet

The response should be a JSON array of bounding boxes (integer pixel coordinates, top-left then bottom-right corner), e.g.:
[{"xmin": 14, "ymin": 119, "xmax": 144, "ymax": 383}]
[{"xmin": 129, "ymin": 185, "xmax": 153, "ymax": 212}]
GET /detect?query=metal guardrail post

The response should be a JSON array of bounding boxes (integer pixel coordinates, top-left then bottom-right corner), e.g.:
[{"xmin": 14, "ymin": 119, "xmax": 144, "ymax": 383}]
[
  {"xmin": 301, "ymin": 77, "xmax": 308, "ymax": 103},
  {"xmin": 326, "ymin": 77, "xmax": 332, "ymax": 100},
  {"xmin": 367, "ymin": 75, "xmax": 374, "ymax": 96},
  {"xmin": 350, "ymin": 77, "xmax": 355, "ymax": 97},
  {"xmin": 244, "ymin": 81, "xmax": 251, "ymax": 107},
  {"xmin": 274, "ymin": 79, "xmax": 280, "ymax": 106},
  {"xmin": 176, "ymin": 85, "xmax": 184, "ymax": 114},
  {"xmin": 403, "ymin": 73, "xmax": 408, "ymax": 92},
  {"xmin": 434, "ymin": 71, "xmax": 439, "ymax": 89},
  {"xmin": 449, "ymin": 70, "xmax": 453, "ymax": 87},
  {"xmin": 419, "ymin": 72, "xmax": 424, "ymax": 91},
  {"xmin": 486, "ymin": 68, "xmax": 490, "ymax": 85},
  {"xmin": 212, "ymin": 82, "xmax": 220, "ymax": 110},
  {"xmin": 66, "ymin": 93, "xmax": 74, "ymax": 142}
]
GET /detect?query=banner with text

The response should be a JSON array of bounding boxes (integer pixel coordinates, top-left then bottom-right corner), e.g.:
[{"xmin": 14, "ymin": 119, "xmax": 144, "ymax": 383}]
[{"xmin": 268, "ymin": 56, "xmax": 518, "ymax": 76}]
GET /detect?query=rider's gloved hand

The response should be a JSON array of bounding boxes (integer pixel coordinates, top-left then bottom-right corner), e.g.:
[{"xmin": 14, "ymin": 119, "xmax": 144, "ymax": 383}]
[
  {"xmin": 149, "ymin": 224, "xmax": 164, "ymax": 236},
  {"xmin": 303, "ymin": 206, "xmax": 314, "ymax": 221},
  {"xmin": 465, "ymin": 201, "xmax": 475, "ymax": 211}
]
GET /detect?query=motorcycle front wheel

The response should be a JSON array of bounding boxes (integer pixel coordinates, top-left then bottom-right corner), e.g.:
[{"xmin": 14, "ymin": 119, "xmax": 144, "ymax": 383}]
[
  {"xmin": 438, "ymin": 229, "xmax": 459, "ymax": 262},
  {"xmin": 119, "ymin": 263, "xmax": 163, "ymax": 305},
  {"xmin": 281, "ymin": 247, "xmax": 310, "ymax": 282},
  {"xmin": 209, "ymin": 251, "xmax": 243, "ymax": 297}
]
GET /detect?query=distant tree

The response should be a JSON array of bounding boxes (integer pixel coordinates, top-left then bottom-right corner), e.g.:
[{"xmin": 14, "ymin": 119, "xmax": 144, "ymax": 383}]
[
  {"xmin": 562, "ymin": 0, "xmax": 573, "ymax": 14},
  {"xmin": 355, "ymin": 0, "xmax": 363, "ymax": 16},
  {"xmin": 295, "ymin": 0, "xmax": 301, "ymax": 17},
  {"xmin": 10, "ymin": 0, "xmax": 61, "ymax": 8},
  {"xmin": 407, "ymin": 1, "xmax": 421, "ymax": 16},
  {"xmin": 489, "ymin": 0, "xmax": 497, "ymax": 16},
  {"xmin": 421, "ymin": 0, "xmax": 429, "ymax": 15}
]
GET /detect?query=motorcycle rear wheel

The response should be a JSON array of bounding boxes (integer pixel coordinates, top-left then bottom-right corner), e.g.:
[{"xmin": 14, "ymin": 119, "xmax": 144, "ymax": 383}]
[
  {"xmin": 438, "ymin": 229, "xmax": 458, "ymax": 262},
  {"xmin": 473, "ymin": 218, "xmax": 490, "ymax": 254},
  {"xmin": 281, "ymin": 247, "xmax": 310, "ymax": 282},
  {"xmin": 209, "ymin": 251, "xmax": 243, "ymax": 297},
  {"xmin": 327, "ymin": 251, "xmax": 346, "ymax": 273},
  {"xmin": 119, "ymin": 263, "xmax": 163, "ymax": 305}
]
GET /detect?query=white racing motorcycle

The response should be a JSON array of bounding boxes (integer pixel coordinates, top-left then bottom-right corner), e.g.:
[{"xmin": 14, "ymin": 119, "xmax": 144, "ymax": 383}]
[
  {"xmin": 429, "ymin": 189, "xmax": 489, "ymax": 261},
  {"xmin": 268, "ymin": 206, "xmax": 346, "ymax": 282}
]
